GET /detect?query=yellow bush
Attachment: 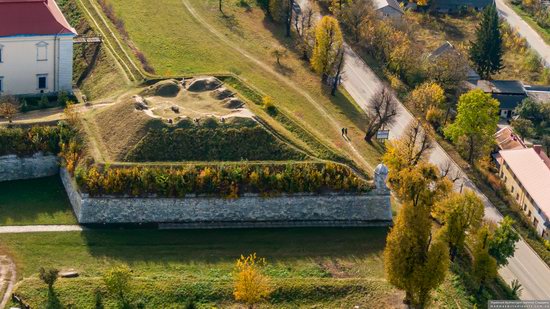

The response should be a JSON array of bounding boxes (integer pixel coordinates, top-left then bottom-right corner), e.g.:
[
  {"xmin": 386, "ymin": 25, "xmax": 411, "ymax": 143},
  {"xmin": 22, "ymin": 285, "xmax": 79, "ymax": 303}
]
[{"xmin": 234, "ymin": 253, "xmax": 272, "ymax": 308}]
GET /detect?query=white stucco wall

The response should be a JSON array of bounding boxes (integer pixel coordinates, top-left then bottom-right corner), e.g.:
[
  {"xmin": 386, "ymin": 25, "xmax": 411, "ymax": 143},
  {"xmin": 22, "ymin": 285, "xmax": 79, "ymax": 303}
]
[
  {"xmin": 0, "ymin": 34, "xmax": 74, "ymax": 96},
  {"xmin": 377, "ymin": 6, "xmax": 403, "ymax": 19}
]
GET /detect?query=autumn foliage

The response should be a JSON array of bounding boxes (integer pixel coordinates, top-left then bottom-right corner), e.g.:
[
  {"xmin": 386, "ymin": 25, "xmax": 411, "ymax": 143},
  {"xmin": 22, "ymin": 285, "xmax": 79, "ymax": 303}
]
[{"xmin": 233, "ymin": 253, "xmax": 272, "ymax": 308}]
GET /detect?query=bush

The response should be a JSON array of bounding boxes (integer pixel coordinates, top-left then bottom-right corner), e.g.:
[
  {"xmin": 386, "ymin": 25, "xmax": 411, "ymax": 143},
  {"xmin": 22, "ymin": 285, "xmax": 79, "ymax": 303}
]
[
  {"xmin": 263, "ymin": 96, "xmax": 277, "ymax": 115},
  {"xmin": 0, "ymin": 125, "xmax": 63, "ymax": 157},
  {"xmin": 75, "ymin": 162, "xmax": 371, "ymax": 197}
]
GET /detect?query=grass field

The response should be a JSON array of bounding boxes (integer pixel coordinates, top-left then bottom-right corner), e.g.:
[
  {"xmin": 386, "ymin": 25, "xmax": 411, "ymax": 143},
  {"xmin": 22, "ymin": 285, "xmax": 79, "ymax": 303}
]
[
  {"xmin": 97, "ymin": 0, "xmax": 382, "ymax": 172},
  {"xmin": 1, "ymin": 228, "xmax": 475, "ymax": 308},
  {"xmin": 0, "ymin": 176, "xmax": 76, "ymax": 226}
]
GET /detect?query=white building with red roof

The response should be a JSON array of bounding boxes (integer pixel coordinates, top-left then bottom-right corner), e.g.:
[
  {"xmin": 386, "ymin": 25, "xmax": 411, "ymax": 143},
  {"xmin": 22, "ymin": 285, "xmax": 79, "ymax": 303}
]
[{"xmin": 0, "ymin": 0, "xmax": 77, "ymax": 95}]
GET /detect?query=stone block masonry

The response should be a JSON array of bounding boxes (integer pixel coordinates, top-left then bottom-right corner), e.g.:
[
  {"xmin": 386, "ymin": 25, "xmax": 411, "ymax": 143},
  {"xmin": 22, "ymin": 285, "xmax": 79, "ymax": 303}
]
[
  {"xmin": 0, "ymin": 153, "xmax": 59, "ymax": 182},
  {"xmin": 60, "ymin": 169, "xmax": 393, "ymax": 227}
]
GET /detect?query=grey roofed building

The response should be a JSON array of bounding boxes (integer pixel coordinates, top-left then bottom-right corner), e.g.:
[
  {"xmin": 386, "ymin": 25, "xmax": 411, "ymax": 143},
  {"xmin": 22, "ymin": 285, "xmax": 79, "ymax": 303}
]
[
  {"xmin": 432, "ymin": 0, "xmax": 494, "ymax": 13},
  {"xmin": 427, "ymin": 41, "xmax": 480, "ymax": 82},
  {"xmin": 373, "ymin": 0, "xmax": 404, "ymax": 17},
  {"xmin": 475, "ymin": 80, "xmax": 528, "ymax": 118}
]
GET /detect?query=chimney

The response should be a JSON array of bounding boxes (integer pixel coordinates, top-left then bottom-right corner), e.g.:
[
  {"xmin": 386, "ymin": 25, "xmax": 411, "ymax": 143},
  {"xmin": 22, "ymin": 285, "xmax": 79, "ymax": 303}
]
[{"xmin": 534, "ymin": 145, "xmax": 542, "ymax": 155}]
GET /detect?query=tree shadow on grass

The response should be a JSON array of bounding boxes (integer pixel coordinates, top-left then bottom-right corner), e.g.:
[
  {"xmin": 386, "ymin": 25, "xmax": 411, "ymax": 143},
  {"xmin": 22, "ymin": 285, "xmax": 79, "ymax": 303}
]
[
  {"xmin": 218, "ymin": 13, "xmax": 244, "ymax": 37},
  {"xmin": 81, "ymin": 227, "xmax": 389, "ymax": 265},
  {"xmin": 274, "ymin": 63, "xmax": 295, "ymax": 76},
  {"xmin": 46, "ymin": 288, "xmax": 62, "ymax": 309}
]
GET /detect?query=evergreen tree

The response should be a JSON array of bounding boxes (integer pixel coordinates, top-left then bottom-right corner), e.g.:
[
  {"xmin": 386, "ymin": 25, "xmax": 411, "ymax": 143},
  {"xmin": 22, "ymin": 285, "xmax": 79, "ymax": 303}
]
[{"xmin": 469, "ymin": 4, "xmax": 504, "ymax": 79}]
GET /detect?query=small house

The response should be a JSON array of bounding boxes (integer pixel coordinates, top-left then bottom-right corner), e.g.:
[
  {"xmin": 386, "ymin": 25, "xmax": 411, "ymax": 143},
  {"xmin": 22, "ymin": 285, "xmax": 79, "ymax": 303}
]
[
  {"xmin": 431, "ymin": 0, "xmax": 494, "ymax": 13},
  {"xmin": 373, "ymin": 0, "xmax": 404, "ymax": 18}
]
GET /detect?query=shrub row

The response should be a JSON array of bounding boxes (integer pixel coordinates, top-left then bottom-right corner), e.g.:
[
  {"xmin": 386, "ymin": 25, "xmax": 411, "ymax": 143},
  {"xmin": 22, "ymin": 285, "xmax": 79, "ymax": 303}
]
[
  {"xmin": 125, "ymin": 120, "xmax": 306, "ymax": 162},
  {"xmin": 74, "ymin": 162, "xmax": 370, "ymax": 197},
  {"xmin": 0, "ymin": 124, "xmax": 74, "ymax": 157}
]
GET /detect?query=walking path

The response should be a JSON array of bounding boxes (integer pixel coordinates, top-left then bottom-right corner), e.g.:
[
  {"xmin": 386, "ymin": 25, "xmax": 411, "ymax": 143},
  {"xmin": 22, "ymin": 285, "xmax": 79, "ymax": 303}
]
[
  {"xmin": 0, "ymin": 255, "xmax": 16, "ymax": 309},
  {"xmin": 0, "ymin": 225, "xmax": 83, "ymax": 234},
  {"xmin": 297, "ymin": 0, "xmax": 550, "ymax": 300}
]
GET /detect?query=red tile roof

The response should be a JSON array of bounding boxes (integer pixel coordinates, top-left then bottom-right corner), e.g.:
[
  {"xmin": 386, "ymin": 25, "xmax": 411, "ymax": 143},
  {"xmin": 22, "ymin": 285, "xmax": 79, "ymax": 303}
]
[{"xmin": 0, "ymin": 0, "xmax": 77, "ymax": 37}]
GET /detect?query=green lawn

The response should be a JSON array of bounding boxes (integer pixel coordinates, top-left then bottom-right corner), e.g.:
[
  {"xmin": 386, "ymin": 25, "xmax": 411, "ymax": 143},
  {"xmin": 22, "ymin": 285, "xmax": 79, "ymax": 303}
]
[
  {"xmin": 0, "ymin": 176, "xmax": 76, "ymax": 226},
  {"xmin": 98, "ymin": 0, "xmax": 382, "ymax": 172},
  {"xmin": 3, "ymin": 228, "xmax": 398, "ymax": 308},
  {"xmin": 2, "ymin": 228, "xmax": 475, "ymax": 308}
]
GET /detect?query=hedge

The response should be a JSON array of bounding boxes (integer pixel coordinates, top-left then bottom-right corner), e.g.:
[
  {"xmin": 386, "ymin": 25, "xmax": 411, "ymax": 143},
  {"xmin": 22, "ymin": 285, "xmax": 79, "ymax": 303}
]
[
  {"xmin": 74, "ymin": 162, "xmax": 371, "ymax": 198},
  {"xmin": 0, "ymin": 124, "xmax": 74, "ymax": 157}
]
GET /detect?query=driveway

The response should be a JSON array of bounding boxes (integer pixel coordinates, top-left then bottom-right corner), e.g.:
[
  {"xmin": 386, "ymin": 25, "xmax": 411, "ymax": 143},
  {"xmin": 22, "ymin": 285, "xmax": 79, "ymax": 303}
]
[{"xmin": 297, "ymin": 0, "xmax": 550, "ymax": 300}]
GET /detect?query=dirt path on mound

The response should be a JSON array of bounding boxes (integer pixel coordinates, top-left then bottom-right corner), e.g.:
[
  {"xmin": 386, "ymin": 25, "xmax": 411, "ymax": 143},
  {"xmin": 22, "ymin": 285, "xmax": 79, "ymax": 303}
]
[
  {"xmin": 180, "ymin": 0, "xmax": 372, "ymax": 172},
  {"xmin": 0, "ymin": 255, "xmax": 16, "ymax": 309}
]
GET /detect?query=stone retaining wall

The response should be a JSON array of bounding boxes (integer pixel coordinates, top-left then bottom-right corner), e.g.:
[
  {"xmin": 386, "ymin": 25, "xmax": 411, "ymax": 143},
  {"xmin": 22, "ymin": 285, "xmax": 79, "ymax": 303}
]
[
  {"xmin": 0, "ymin": 153, "xmax": 59, "ymax": 182},
  {"xmin": 60, "ymin": 169, "xmax": 392, "ymax": 226}
]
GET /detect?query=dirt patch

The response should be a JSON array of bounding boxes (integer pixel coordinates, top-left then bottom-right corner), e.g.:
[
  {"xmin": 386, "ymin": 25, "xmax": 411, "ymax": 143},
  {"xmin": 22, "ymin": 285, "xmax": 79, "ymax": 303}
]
[
  {"xmin": 320, "ymin": 259, "xmax": 351, "ymax": 278},
  {"xmin": 187, "ymin": 77, "xmax": 222, "ymax": 92}
]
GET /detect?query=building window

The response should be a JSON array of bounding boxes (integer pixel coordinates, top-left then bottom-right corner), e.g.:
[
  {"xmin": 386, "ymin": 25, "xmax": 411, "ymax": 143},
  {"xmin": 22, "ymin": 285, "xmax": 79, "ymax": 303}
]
[
  {"xmin": 528, "ymin": 210, "xmax": 532, "ymax": 218},
  {"xmin": 37, "ymin": 74, "xmax": 47, "ymax": 90},
  {"xmin": 36, "ymin": 42, "xmax": 48, "ymax": 61},
  {"xmin": 0, "ymin": 45, "xmax": 3, "ymax": 63},
  {"xmin": 0, "ymin": 77, "xmax": 3, "ymax": 93},
  {"xmin": 516, "ymin": 193, "xmax": 519, "ymax": 201},
  {"xmin": 524, "ymin": 204, "xmax": 527, "ymax": 211},
  {"xmin": 534, "ymin": 218, "xmax": 539, "ymax": 227},
  {"xmin": 511, "ymin": 186, "xmax": 514, "ymax": 193}
]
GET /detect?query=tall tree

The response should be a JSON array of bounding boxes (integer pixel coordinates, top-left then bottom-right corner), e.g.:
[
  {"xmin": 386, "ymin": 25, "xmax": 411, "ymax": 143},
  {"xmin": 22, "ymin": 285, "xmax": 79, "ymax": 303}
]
[
  {"xmin": 337, "ymin": 0, "xmax": 373, "ymax": 43},
  {"xmin": 469, "ymin": 4, "xmax": 504, "ymax": 79},
  {"xmin": 511, "ymin": 118, "xmax": 535, "ymax": 141},
  {"xmin": 472, "ymin": 225, "xmax": 498, "ymax": 292},
  {"xmin": 436, "ymin": 191, "xmax": 485, "ymax": 261},
  {"xmin": 444, "ymin": 89, "xmax": 499, "ymax": 165},
  {"xmin": 384, "ymin": 180, "xmax": 449, "ymax": 307},
  {"xmin": 488, "ymin": 216, "xmax": 520, "ymax": 267},
  {"xmin": 364, "ymin": 87, "xmax": 399, "ymax": 142},
  {"xmin": 311, "ymin": 16, "xmax": 343, "ymax": 79},
  {"xmin": 331, "ymin": 47, "xmax": 345, "ymax": 96},
  {"xmin": 382, "ymin": 122, "xmax": 433, "ymax": 171}
]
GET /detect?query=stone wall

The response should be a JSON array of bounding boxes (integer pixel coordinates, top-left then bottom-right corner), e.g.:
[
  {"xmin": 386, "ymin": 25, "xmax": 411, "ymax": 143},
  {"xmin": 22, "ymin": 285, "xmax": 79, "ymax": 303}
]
[
  {"xmin": 0, "ymin": 153, "xmax": 59, "ymax": 182},
  {"xmin": 60, "ymin": 169, "xmax": 392, "ymax": 226}
]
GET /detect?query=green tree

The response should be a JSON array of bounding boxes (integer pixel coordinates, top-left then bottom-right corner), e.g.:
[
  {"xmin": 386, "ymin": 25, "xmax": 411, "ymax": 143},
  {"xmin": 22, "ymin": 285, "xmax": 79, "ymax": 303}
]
[
  {"xmin": 444, "ymin": 89, "xmax": 499, "ymax": 164},
  {"xmin": 39, "ymin": 267, "xmax": 59, "ymax": 290},
  {"xmin": 472, "ymin": 225, "xmax": 498, "ymax": 292},
  {"xmin": 511, "ymin": 118, "xmax": 535, "ymax": 141},
  {"xmin": 311, "ymin": 16, "xmax": 343, "ymax": 79},
  {"xmin": 436, "ymin": 191, "xmax": 485, "ymax": 261},
  {"xmin": 488, "ymin": 216, "xmax": 520, "ymax": 267},
  {"xmin": 384, "ymin": 201, "xmax": 449, "ymax": 307},
  {"xmin": 469, "ymin": 4, "xmax": 504, "ymax": 79},
  {"xmin": 103, "ymin": 265, "xmax": 132, "ymax": 305}
]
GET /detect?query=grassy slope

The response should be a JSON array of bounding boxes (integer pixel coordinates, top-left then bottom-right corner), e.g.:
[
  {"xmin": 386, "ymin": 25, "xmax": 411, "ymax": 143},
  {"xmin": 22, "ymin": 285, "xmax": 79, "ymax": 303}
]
[
  {"xmin": 2, "ymin": 228, "xmax": 473, "ymax": 308},
  {"xmin": 104, "ymin": 0, "xmax": 383, "ymax": 172},
  {"xmin": 57, "ymin": 0, "xmax": 129, "ymax": 101},
  {"xmin": 0, "ymin": 176, "xmax": 76, "ymax": 226}
]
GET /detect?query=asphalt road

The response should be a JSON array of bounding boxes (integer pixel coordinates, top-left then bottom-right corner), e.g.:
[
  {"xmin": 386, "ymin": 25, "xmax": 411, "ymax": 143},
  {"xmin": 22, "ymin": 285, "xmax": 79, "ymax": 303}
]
[
  {"xmin": 298, "ymin": 0, "xmax": 550, "ymax": 300},
  {"xmin": 495, "ymin": 0, "xmax": 550, "ymax": 66}
]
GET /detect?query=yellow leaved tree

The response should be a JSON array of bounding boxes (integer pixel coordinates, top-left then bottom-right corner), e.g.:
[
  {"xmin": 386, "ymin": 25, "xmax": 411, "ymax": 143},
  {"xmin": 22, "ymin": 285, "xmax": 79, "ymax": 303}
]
[{"xmin": 233, "ymin": 253, "xmax": 272, "ymax": 309}]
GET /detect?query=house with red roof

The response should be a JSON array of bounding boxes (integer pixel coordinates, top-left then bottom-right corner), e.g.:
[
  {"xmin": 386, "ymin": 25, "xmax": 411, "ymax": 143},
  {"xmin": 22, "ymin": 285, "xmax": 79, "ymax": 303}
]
[{"xmin": 0, "ymin": 0, "xmax": 77, "ymax": 96}]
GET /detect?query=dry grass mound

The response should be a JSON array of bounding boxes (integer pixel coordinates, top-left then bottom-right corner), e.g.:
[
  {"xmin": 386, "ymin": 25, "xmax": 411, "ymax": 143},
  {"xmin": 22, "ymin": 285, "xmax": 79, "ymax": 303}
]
[
  {"xmin": 93, "ymin": 96, "xmax": 163, "ymax": 161},
  {"xmin": 141, "ymin": 79, "xmax": 181, "ymax": 97},
  {"xmin": 187, "ymin": 77, "xmax": 222, "ymax": 92}
]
